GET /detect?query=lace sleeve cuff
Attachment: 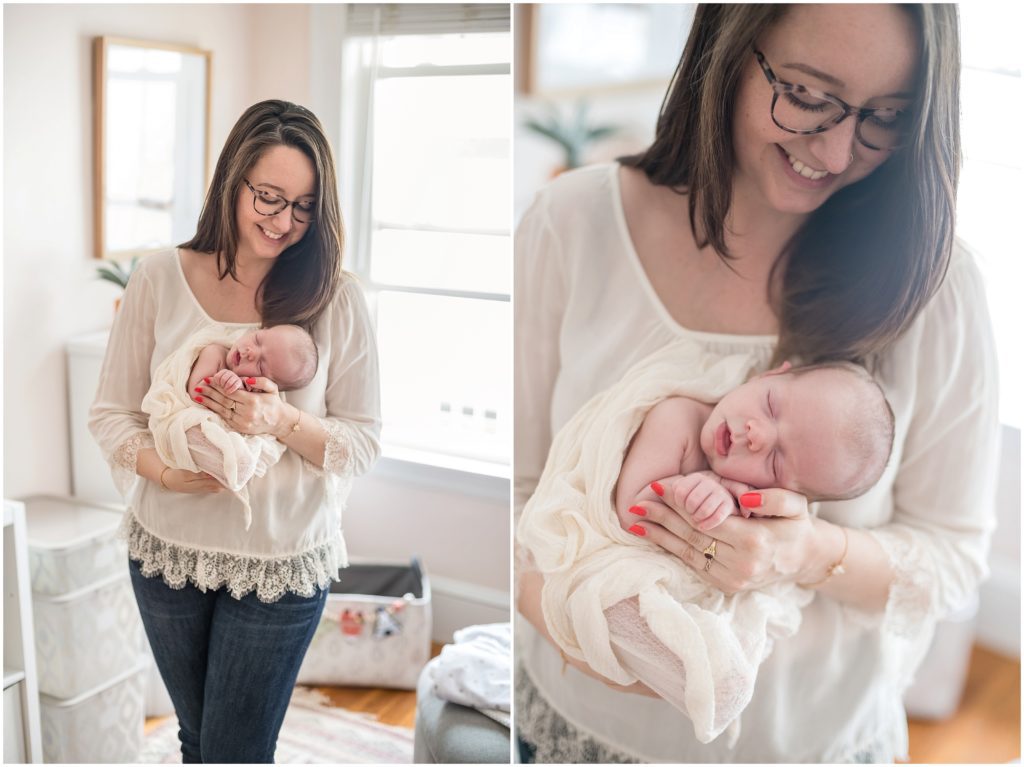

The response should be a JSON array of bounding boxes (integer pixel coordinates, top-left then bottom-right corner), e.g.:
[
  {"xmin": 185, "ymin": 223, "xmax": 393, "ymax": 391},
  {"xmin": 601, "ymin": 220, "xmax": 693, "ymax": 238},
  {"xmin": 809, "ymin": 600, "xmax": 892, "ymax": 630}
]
[
  {"xmin": 110, "ymin": 432, "xmax": 155, "ymax": 499},
  {"xmin": 865, "ymin": 527, "xmax": 936, "ymax": 641},
  {"xmin": 301, "ymin": 417, "xmax": 354, "ymax": 477}
]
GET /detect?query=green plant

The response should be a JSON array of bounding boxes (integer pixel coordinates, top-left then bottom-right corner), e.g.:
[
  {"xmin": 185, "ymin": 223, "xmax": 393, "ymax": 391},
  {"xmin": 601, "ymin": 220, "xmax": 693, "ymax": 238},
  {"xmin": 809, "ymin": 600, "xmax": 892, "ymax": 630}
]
[
  {"xmin": 523, "ymin": 101, "xmax": 620, "ymax": 170},
  {"xmin": 95, "ymin": 256, "xmax": 140, "ymax": 290}
]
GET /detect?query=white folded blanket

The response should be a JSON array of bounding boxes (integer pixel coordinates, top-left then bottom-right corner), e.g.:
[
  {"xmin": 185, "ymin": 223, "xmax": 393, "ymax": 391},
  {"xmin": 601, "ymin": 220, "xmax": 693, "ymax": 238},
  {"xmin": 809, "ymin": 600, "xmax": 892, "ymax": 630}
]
[
  {"xmin": 428, "ymin": 623, "xmax": 511, "ymax": 727},
  {"xmin": 141, "ymin": 325, "xmax": 286, "ymax": 530},
  {"xmin": 516, "ymin": 338, "xmax": 814, "ymax": 745}
]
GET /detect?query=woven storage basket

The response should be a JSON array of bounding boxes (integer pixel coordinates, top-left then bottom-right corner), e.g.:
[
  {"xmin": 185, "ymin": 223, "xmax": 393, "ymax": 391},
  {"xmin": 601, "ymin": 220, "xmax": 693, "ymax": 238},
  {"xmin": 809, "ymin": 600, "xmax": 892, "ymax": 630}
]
[{"xmin": 296, "ymin": 557, "xmax": 431, "ymax": 690}]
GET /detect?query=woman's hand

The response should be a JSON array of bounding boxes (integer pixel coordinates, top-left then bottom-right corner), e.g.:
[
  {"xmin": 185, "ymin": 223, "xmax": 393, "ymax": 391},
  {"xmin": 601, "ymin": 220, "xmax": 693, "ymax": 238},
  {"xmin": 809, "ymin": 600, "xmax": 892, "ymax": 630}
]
[
  {"xmin": 161, "ymin": 467, "xmax": 225, "ymax": 494},
  {"xmin": 195, "ymin": 376, "xmax": 293, "ymax": 437},
  {"xmin": 625, "ymin": 475, "xmax": 822, "ymax": 594}
]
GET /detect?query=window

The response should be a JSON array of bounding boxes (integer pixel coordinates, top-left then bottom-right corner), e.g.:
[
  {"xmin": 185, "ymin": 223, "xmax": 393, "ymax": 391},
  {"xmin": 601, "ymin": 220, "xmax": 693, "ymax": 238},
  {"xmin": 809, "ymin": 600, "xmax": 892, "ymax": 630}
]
[
  {"xmin": 340, "ymin": 6, "xmax": 511, "ymax": 474},
  {"xmin": 957, "ymin": 5, "xmax": 1022, "ymax": 427}
]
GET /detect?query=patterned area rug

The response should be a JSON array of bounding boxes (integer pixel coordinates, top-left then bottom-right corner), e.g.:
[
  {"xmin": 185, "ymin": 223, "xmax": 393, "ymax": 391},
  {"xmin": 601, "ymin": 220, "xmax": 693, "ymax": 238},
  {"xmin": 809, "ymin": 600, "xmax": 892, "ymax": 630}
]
[{"xmin": 138, "ymin": 687, "xmax": 414, "ymax": 763}]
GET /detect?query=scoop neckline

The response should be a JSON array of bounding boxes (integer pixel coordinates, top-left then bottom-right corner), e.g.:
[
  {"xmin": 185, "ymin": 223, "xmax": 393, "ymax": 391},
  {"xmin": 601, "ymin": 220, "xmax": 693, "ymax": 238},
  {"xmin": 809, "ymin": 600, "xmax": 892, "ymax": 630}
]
[
  {"xmin": 173, "ymin": 247, "xmax": 258, "ymax": 328},
  {"xmin": 606, "ymin": 163, "xmax": 776, "ymax": 347}
]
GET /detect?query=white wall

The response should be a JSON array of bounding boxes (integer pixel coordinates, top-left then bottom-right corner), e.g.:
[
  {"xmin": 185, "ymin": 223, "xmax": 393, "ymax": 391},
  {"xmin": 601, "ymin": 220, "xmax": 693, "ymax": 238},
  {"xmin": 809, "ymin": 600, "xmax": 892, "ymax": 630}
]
[{"xmin": 3, "ymin": 4, "xmax": 510, "ymax": 621}]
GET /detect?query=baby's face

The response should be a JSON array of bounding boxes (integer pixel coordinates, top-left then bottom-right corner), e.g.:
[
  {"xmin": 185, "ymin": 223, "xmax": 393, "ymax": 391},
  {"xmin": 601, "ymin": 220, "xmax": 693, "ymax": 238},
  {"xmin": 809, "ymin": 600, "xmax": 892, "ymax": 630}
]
[
  {"xmin": 698, "ymin": 369, "xmax": 865, "ymax": 496},
  {"xmin": 226, "ymin": 326, "xmax": 297, "ymax": 383}
]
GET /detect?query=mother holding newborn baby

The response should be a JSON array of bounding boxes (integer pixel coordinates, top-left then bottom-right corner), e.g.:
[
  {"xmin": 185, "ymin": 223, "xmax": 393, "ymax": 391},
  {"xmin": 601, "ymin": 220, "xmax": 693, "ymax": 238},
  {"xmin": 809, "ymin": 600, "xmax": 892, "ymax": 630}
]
[
  {"xmin": 515, "ymin": 4, "xmax": 998, "ymax": 763},
  {"xmin": 90, "ymin": 100, "xmax": 380, "ymax": 762}
]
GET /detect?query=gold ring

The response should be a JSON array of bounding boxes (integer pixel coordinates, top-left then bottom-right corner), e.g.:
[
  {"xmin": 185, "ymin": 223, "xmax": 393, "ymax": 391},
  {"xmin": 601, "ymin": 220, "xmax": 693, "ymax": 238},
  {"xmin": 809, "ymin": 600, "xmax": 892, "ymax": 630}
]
[
  {"xmin": 229, "ymin": 401, "xmax": 237, "ymax": 411},
  {"xmin": 702, "ymin": 540, "xmax": 717, "ymax": 560}
]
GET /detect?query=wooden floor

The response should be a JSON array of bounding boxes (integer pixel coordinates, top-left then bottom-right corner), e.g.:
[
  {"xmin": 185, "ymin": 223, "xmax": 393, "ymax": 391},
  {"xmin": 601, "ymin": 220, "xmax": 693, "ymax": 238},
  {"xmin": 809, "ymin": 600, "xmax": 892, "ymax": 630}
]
[
  {"xmin": 144, "ymin": 643, "xmax": 442, "ymax": 735},
  {"xmin": 906, "ymin": 644, "xmax": 1020, "ymax": 763}
]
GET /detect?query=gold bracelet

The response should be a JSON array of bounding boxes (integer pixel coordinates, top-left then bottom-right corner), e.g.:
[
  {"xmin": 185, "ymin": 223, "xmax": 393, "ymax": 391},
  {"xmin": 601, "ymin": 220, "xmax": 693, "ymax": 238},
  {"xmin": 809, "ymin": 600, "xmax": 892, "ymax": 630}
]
[
  {"xmin": 800, "ymin": 526, "xmax": 849, "ymax": 588},
  {"xmin": 159, "ymin": 466, "xmax": 171, "ymax": 490},
  {"xmin": 279, "ymin": 410, "xmax": 302, "ymax": 439}
]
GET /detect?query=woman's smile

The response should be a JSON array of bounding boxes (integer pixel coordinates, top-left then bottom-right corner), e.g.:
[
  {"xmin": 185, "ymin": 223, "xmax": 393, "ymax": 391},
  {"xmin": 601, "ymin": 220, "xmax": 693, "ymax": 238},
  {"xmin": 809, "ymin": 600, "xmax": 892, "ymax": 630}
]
[{"xmin": 775, "ymin": 144, "xmax": 839, "ymax": 190}]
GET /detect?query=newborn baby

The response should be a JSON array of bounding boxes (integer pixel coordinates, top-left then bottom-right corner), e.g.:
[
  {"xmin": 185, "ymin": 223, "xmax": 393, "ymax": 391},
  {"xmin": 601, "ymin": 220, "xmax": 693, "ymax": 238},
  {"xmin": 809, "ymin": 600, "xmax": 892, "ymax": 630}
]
[
  {"xmin": 518, "ymin": 345, "xmax": 896, "ymax": 744},
  {"xmin": 187, "ymin": 324, "xmax": 318, "ymax": 399},
  {"xmin": 142, "ymin": 324, "xmax": 318, "ymax": 530},
  {"xmin": 616, "ymin": 360, "xmax": 894, "ymax": 532}
]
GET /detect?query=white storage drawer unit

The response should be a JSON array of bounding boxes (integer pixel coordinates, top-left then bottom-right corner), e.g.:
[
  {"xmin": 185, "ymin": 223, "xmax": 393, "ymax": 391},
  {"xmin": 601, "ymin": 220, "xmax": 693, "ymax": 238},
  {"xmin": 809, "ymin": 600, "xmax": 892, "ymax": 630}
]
[
  {"xmin": 25, "ymin": 495, "xmax": 124, "ymax": 595},
  {"xmin": 39, "ymin": 660, "xmax": 148, "ymax": 764},
  {"xmin": 32, "ymin": 571, "xmax": 144, "ymax": 699}
]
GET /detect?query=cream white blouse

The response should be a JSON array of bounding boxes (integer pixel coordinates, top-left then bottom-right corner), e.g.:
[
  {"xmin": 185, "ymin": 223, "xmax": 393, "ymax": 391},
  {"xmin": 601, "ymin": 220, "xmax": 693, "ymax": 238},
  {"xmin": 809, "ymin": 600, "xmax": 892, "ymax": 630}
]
[
  {"xmin": 89, "ymin": 249, "xmax": 381, "ymax": 603},
  {"xmin": 514, "ymin": 164, "xmax": 1000, "ymax": 762}
]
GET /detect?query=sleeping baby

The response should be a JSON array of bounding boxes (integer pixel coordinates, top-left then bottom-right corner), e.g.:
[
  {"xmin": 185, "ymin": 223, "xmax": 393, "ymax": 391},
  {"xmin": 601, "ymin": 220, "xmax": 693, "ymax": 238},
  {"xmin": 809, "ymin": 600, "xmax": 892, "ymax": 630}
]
[
  {"xmin": 142, "ymin": 324, "xmax": 318, "ymax": 530},
  {"xmin": 516, "ymin": 344, "xmax": 894, "ymax": 745},
  {"xmin": 615, "ymin": 360, "xmax": 893, "ymax": 533}
]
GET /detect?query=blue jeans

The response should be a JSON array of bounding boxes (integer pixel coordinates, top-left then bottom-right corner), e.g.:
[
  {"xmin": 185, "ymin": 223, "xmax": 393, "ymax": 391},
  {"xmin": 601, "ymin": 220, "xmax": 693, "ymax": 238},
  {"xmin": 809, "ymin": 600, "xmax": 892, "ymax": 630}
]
[{"xmin": 129, "ymin": 557, "xmax": 329, "ymax": 763}]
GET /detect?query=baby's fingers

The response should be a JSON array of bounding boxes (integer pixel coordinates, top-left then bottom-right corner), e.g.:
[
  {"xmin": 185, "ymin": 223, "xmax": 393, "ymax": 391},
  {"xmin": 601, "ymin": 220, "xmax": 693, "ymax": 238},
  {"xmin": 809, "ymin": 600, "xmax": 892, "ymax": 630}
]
[{"xmin": 695, "ymin": 501, "xmax": 733, "ymax": 531}]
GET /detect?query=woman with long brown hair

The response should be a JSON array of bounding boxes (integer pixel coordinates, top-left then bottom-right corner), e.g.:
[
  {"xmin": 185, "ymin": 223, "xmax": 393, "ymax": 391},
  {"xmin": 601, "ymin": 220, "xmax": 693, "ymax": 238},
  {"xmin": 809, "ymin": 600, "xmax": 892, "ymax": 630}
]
[
  {"xmin": 515, "ymin": 4, "xmax": 998, "ymax": 762},
  {"xmin": 90, "ymin": 100, "xmax": 380, "ymax": 762}
]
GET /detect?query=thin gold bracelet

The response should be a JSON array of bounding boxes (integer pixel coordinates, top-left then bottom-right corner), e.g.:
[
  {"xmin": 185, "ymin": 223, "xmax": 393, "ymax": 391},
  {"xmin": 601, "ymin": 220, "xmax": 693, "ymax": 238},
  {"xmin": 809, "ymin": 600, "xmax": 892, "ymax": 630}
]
[
  {"xmin": 278, "ymin": 410, "xmax": 302, "ymax": 439},
  {"xmin": 800, "ymin": 526, "xmax": 849, "ymax": 588},
  {"xmin": 159, "ymin": 466, "xmax": 171, "ymax": 490}
]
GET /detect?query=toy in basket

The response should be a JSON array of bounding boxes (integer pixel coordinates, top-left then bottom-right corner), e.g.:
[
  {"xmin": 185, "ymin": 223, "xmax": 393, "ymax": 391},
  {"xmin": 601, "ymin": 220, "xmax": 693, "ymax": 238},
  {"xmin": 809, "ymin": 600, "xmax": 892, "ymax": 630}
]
[{"xmin": 296, "ymin": 557, "xmax": 431, "ymax": 690}]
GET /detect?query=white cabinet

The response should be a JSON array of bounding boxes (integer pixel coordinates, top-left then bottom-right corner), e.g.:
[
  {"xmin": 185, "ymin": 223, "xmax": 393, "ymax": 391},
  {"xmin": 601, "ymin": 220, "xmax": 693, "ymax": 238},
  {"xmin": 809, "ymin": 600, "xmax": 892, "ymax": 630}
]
[{"xmin": 3, "ymin": 500, "xmax": 43, "ymax": 763}]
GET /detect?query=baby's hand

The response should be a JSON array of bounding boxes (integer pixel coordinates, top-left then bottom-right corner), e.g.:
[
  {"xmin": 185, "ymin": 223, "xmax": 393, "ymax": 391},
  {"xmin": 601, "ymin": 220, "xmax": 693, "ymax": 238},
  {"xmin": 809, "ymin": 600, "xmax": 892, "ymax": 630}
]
[
  {"xmin": 211, "ymin": 368, "xmax": 244, "ymax": 394},
  {"xmin": 674, "ymin": 471, "xmax": 738, "ymax": 531}
]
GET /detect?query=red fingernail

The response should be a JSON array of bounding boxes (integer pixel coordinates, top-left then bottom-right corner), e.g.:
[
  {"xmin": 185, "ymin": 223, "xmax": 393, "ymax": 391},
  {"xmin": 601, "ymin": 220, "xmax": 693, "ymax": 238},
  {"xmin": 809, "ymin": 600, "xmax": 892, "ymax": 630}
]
[
  {"xmin": 246, "ymin": 377, "xmax": 256, "ymax": 385},
  {"xmin": 194, "ymin": 396, "xmax": 204, "ymax": 403},
  {"xmin": 740, "ymin": 492, "xmax": 762, "ymax": 509},
  {"xmin": 195, "ymin": 386, "xmax": 203, "ymax": 393},
  {"xmin": 650, "ymin": 481, "xmax": 664, "ymax": 497},
  {"xmin": 203, "ymin": 377, "xmax": 211, "ymax": 384},
  {"xmin": 628, "ymin": 506, "xmax": 647, "ymax": 517},
  {"xmin": 628, "ymin": 524, "xmax": 646, "ymax": 537}
]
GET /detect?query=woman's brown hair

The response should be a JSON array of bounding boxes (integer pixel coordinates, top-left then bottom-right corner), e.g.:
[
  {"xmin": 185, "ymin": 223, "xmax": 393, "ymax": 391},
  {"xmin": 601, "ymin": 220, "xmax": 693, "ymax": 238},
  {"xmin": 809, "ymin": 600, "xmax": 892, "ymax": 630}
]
[
  {"xmin": 621, "ymin": 4, "xmax": 961, "ymax": 365},
  {"xmin": 180, "ymin": 100, "xmax": 344, "ymax": 332}
]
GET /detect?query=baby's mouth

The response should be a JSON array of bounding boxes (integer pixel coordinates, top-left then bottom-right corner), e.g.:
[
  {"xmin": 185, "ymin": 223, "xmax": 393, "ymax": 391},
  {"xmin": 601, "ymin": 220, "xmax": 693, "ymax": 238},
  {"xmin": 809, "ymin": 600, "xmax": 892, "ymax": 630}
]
[{"xmin": 715, "ymin": 421, "xmax": 732, "ymax": 457}]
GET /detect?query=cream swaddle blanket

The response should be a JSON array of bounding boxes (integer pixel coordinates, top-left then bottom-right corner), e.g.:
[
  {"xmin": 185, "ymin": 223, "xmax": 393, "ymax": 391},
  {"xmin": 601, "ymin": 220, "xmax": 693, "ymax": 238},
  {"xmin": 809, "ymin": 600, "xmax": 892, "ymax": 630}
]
[
  {"xmin": 142, "ymin": 325, "xmax": 287, "ymax": 530},
  {"xmin": 517, "ymin": 338, "xmax": 815, "ymax": 745}
]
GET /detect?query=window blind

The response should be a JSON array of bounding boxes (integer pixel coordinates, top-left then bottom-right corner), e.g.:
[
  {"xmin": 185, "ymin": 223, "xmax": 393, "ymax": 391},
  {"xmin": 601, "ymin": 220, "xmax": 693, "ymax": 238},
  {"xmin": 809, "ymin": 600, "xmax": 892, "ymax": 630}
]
[{"xmin": 345, "ymin": 4, "xmax": 510, "ymax": 37}]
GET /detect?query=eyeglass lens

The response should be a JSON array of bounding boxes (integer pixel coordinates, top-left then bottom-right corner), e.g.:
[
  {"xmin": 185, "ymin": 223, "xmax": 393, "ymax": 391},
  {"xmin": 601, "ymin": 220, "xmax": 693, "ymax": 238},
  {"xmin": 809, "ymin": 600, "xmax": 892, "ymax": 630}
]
[
  {"xmin": 772, "ymin": 91, "xmax": 906, "ymax": 150},
  {"xmin": 252, "ymin": 189, "xmax": 315, "ymax": 223}
]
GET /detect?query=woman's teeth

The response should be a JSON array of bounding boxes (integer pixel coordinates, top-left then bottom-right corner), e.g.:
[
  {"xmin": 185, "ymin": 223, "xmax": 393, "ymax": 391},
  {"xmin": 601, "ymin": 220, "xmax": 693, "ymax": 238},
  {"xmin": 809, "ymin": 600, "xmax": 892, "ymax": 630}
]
[
  {"xmin": 260, "ymin": 226, "xmax": 283, "ymax": 240},
  {"xmin": 784, "ymin": 150, "xmax": 830, "ymax": 180}
]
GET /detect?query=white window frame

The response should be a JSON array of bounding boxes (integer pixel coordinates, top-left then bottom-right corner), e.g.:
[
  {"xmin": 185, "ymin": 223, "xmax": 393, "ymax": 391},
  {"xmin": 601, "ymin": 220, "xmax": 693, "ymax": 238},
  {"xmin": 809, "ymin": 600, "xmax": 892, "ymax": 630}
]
[{"xmin": 329, "ymin": 8, "xmax": 512, "ymax": 492}]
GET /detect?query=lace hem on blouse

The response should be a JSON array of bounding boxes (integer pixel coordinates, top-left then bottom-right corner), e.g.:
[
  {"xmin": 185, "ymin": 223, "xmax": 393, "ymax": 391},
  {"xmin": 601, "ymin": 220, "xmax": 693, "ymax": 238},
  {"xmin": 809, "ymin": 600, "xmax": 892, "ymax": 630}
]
[
  {"xmin": 517, "ymin": 661, "xmax": 902, "ymax": 764},
  {"xmin": 110, "ymin": 432, "xmax": 155, "ymax": 498},
  {"xmin": 119, "ymin": 511, "xmax": 346, "ymax": 603},
  {"xmin": 516, "ymin": 664, "xmax": 638, "ymax": 764},
  {"xmin": 301, "ymin": 417, "xmax": 353, "ymax": 477}
]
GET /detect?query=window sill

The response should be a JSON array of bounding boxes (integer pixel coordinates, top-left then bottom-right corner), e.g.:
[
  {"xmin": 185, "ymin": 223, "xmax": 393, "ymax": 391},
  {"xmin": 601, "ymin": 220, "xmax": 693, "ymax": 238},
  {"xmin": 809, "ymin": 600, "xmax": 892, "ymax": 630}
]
[{"xmin": 371, "ymin": 444, "xmax": 509, "ymax": 503}]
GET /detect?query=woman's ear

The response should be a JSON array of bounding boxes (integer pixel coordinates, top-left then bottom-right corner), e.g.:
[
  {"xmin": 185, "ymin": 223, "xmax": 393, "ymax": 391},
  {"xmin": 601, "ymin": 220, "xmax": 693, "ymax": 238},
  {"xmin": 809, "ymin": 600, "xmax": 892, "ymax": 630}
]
[{"xmin": 760, "ymin": 361, "xmax": 792, "ymax": 378}]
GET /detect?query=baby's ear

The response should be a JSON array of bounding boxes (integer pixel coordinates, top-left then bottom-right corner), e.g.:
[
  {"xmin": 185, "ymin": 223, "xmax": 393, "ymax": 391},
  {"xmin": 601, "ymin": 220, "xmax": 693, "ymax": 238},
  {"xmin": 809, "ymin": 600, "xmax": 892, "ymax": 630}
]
[{"xmin": 760, "ymin": 361, "xmax": 792, "ymax": 379}]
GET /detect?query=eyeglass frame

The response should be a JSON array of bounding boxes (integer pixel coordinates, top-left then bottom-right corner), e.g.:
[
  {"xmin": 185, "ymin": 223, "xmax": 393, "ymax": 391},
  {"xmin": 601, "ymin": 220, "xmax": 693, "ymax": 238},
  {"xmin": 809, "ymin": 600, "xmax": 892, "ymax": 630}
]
[
  {"xmin": 752, "ymin": 49, "xmax": 910, "ymax": 152},
  {"xmin": 243, "ymin": 178, "xmax": 316, "ymax": 223}
]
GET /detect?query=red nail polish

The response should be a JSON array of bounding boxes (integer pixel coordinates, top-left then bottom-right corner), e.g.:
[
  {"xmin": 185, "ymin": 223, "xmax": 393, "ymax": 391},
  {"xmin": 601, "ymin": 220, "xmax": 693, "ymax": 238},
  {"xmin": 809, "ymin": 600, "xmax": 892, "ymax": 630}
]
[
  {"xmin": 650, "ymin": 481, "xmax": 664, "ymax": 497},
  {"xmin": 740, "ymin": 492, "xmax": 762, "ymax": 509},
  {"xmin": 246, "ymin": 377, "xmax": 256, "ymax": 385},
  {"xmin": 194, "ymin": 396, "xmax": 204, "ymax": 403},
  {"xmin": 628, "ymin": 505, "xmax": 647, "ymax": 517},
  {"xmin": 628, "ymin": 524, "xmax": 647, "ymax": 537},
  {"xmin": 195, "ymin": 386, "xmax": 203, "ymax": 393},
  {"xmin": 203, "ymin": 377, "xmax": 211, "ymax": 384}
]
